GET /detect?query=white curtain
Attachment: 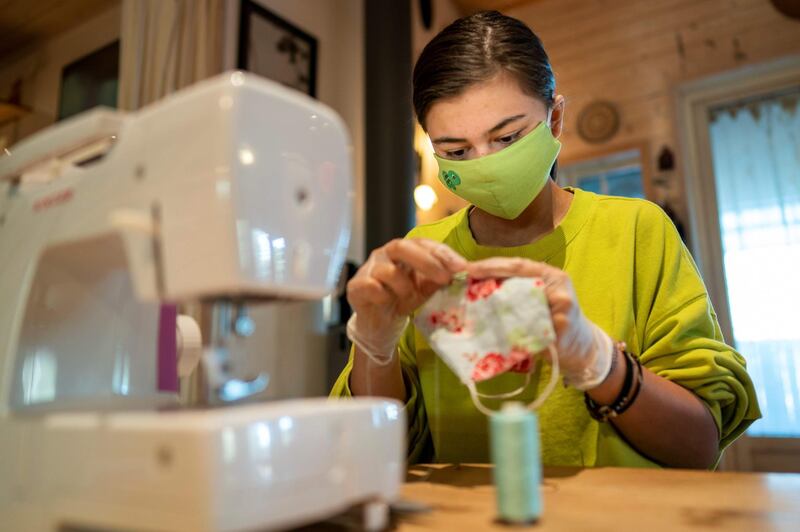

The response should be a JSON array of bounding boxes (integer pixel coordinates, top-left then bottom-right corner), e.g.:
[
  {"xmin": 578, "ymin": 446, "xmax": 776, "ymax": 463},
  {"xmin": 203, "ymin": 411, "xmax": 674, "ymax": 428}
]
[
  {"xmin": 117, "ymin": 0, "xmax": 225, "ymax": 404},
  {"xmin": 119, "ymin": 0, "xmax": 224, "ymax": 110},
  {"xmin": 708, "ymin": 89, "xmax": 800, "ymax": 437}
]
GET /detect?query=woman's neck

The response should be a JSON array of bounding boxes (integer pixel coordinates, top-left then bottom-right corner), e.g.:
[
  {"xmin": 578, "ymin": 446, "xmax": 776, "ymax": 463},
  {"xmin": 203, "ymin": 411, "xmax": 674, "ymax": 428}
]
[{"xmin": 468, "ymin": 181, "xmax": 573, "ymax": 247}]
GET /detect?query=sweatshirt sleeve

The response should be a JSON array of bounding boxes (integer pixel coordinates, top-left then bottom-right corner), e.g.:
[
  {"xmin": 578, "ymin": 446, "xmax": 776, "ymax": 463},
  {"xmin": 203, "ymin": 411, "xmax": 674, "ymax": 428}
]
[
  {"xmin": 634, "ymin": 203, "xmax": 761, "ymax": 451},
  {"xmin": 329, "ymin": 321, "xmax": 432, "ymax": 463}
]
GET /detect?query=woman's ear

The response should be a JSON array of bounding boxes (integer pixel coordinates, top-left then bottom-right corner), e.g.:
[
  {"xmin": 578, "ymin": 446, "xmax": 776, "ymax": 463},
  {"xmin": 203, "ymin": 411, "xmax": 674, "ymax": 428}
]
[{"xmin": 549, "ymin": 95, "xmax": 566, "ymax": 139}]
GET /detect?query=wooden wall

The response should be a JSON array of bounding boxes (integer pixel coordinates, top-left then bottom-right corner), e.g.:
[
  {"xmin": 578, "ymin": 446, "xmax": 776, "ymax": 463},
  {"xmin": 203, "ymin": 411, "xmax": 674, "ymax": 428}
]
[
  {"xmin": 510, "ymin": 0, "xmax": 800, "ymax": 220},
  {"xmin": 414, "ymin": 0, "xmax": 800, "ymax": 225}
]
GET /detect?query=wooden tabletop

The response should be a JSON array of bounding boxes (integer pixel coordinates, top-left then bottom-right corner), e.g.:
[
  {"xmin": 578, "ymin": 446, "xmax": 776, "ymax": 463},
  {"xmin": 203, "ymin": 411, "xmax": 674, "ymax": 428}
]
[{"xmin": 395, "ymin": 464, "xmax": 800, "ymax": 531}]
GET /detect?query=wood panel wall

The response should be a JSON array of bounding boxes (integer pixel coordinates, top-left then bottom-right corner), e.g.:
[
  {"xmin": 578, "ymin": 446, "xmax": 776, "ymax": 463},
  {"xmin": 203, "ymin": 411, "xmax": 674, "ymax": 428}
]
[{"xmin": 508, "ymin": 0, "xmax": 800, "ymax": 219}]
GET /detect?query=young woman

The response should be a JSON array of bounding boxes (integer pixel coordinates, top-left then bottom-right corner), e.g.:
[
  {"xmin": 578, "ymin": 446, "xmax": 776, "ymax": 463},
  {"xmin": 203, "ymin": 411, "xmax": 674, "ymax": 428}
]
[{"xmin": 331, "ymin": 11, "xmax": 759, "ymax": 469}]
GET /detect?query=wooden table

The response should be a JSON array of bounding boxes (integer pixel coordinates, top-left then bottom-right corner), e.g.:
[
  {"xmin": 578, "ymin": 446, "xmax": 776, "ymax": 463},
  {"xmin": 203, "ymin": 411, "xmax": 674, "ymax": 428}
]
[{"xmin": 394, "ymin": 464, "xmax": 800, "ymax": 531}]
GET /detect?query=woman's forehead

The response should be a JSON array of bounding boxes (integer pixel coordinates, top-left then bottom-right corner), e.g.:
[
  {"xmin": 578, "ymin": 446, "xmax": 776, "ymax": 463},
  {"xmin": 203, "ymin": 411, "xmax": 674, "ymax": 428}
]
[{"xmin": 425, "ymin": 73, "xmax": 548, "ymax": 139}]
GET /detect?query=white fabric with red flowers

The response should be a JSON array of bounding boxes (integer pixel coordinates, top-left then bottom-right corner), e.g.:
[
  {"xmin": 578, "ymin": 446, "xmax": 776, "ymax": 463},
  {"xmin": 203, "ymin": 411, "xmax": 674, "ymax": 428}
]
[{"xmin": 415, "ymin": 275, "xmax": 556, "ymax": 385}]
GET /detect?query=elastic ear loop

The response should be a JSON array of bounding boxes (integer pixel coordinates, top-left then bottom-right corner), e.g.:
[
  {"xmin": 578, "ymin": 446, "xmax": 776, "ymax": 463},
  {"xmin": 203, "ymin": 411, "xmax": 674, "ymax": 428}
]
[
  {"xmin": 474, "ymin": 369, "xmax": 533, "ymax": 399},
  {"xmin": 468, "ymin": 344, "xmax": 560, "ymax": 417}
]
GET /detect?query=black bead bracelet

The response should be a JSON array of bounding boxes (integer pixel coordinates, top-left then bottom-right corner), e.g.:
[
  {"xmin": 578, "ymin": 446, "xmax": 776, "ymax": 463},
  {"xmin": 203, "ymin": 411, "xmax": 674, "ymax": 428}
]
[{"xmin": 584, "ymin": 344, "xmax": 644, "ymax": 422}]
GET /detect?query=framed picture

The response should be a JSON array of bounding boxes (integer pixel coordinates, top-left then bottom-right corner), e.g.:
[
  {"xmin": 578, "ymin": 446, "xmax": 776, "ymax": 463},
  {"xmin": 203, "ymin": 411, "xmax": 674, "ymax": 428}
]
[
  {"xmin": 237, "ymin": 0, "xmax": 318, "ymax": 98},
  {"xmin": 58, "ymin": 40, "xmax": 120, "ymax": 121}
]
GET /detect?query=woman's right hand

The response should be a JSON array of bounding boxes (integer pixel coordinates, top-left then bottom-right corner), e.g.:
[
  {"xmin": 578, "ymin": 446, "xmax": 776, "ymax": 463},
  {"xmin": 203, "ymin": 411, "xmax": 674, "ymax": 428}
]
[{"xmin": 346, "ymin": 238, "xmax": 467, "ymax": 363}]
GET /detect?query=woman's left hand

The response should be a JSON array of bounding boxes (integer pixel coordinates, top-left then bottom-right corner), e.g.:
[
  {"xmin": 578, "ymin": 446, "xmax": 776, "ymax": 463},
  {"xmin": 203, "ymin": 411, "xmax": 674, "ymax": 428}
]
[{"xmin": 466, "ymin": 257, "xmax": 614, "ymax": 390}]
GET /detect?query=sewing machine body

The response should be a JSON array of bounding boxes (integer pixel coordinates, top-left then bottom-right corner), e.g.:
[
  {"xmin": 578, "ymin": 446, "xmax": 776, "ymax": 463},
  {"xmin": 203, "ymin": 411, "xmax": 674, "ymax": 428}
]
[
  {"xmin": 0, "ymin": 72, "xmax": 404, "ymax": 531},
  {"xmin": 2, "ymin": 400, "xmax": 403, "ymax": 531}
]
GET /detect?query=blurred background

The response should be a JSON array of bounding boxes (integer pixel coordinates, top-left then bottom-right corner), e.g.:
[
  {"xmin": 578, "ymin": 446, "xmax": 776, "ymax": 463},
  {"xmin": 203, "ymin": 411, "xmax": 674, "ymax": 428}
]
[{"xmin": 1, "ymin": 0, "xmax": 799, "ymax": 472}]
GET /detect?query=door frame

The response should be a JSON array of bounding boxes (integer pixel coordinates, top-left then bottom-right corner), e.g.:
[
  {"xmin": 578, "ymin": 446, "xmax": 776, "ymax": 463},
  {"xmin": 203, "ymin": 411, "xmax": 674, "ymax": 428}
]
[{"xmin": 676, "ymin": 54, "xmax": 800, "ymax": 471}]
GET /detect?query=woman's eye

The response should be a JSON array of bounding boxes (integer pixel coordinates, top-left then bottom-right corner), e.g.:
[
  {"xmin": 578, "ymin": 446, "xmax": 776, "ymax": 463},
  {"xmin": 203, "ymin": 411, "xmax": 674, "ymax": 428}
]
[
  {"xmin": 445, "ymin": 148, "xmax": 466, "ymax": 159},
  {"xmin": 498, "ymin": 132, "xmax": 521, "ymax": 144}
]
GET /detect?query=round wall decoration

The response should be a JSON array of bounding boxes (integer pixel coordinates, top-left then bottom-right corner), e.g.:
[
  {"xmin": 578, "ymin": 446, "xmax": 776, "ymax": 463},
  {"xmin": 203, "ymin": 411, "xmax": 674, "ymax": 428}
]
[{"xmin": 576, "ymin": 100, "xmax": 620, "ymax": 144}]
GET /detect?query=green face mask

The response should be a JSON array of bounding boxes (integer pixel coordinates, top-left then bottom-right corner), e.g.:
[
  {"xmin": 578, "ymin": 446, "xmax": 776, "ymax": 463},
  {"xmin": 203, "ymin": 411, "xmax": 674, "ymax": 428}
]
[{"xmin": 433, "ymin": 121, "xmax": 561, "ymax": 220}]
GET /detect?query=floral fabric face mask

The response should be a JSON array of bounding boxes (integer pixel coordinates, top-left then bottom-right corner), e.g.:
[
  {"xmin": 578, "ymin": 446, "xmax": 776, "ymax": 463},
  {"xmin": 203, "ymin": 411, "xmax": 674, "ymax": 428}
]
[{"xmin": 415, "ymin": 275, "xmax": 560, "ymax": 415}]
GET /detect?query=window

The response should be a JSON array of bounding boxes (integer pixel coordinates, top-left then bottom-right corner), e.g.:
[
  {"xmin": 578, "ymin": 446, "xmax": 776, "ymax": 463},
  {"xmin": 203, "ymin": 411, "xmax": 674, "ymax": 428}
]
[
  {"xmin": 707, "ymin": 87, "xmax": 800, "ymax": 437},
  {"xmin": 58, "ymin": 40, "xmax": 119, "ymax": 121},
  {"xmin": 559, "ymin": 149, "xmax": 645, "ymax": 199}
]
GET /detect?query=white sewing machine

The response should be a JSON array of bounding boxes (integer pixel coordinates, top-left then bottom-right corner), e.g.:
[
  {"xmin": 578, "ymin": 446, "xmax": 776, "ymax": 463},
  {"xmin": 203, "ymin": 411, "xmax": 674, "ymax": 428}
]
[{"xmin": 0, "ymin": 72, "xmax": 404, "ymax": 531}]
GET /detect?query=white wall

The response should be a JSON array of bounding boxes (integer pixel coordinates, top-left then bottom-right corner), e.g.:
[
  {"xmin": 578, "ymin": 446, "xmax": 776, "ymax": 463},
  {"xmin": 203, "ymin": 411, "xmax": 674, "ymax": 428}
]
[
  {"xmin": 411, "ymin": 0, "xmax": 461, "ymax": 62},
  {"xmin": 0, "ymin": 4, "xmax": 121, "ymax": 148}
]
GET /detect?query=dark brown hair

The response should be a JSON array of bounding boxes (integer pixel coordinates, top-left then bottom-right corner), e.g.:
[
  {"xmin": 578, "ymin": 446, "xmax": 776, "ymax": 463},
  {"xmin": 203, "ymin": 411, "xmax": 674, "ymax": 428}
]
[{"xmin": 412, "ymin": 10, "xmax": 555, "ymax": 130}]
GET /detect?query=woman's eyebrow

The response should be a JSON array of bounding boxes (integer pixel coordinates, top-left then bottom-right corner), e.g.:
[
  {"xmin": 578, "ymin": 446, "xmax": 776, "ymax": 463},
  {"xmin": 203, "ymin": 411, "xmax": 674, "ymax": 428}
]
[
  {"xmin": 431, "ymin": 114, "xmax": 528, "ymax": 145},
  {"xmin": 487, "ymin": 114, "xmax": 527, "ymax": 133},
  {"xmin": 431, "ymin": 136, "xmax": 467, "ymax": 145}
]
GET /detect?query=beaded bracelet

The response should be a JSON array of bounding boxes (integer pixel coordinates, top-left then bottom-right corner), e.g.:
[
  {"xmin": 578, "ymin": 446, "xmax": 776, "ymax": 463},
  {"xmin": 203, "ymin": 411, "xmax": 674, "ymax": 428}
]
[{"xmin": 584, "ymin": 343, "xmax": 644, "ymax": 422}]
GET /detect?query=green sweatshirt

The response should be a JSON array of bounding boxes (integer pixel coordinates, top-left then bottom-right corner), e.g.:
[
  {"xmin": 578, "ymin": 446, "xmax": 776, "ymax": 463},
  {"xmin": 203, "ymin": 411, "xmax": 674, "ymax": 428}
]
[{"xmin": 331, "ymin": 188, "xmax": 760, "ymax": 467}]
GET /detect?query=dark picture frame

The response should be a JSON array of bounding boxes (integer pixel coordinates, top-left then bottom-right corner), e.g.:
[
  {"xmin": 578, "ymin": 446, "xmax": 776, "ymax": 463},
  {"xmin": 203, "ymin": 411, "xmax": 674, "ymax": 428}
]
[{"xmin": 237, "ymin": 0, "xmax": 318, "ymax": 98}]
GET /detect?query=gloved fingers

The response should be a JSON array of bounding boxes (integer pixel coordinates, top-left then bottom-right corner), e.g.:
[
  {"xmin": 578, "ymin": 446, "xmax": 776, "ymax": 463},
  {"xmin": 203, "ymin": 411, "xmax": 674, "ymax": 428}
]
[
  {"xmin": 548, "ymin": 289, "xmax": 577, "ymax": 318},
  {"xmin": 348, "ymin": 239, "xmax": 465, "ymax": 324},
  {"xmin": 381, "ymin": 238, "xmax": 454, "ymax": 285},
  {"xmin": 371, "ymin": 261, "xmax": 416, "ymax": 301},
  {"xmin": 551, "ymin": 312, "xmax": 571, "ymax": 337},
  {"xmin": 346, "ymin": 275, "xmax": 395, "ymax": 309},
  {"xmin": 411, "ymin": 238, "xmax": 469, "ymax": 273},
  {"xmin": 466, "ymin": 257, "xmax": 582, "ymax": 311},
  {"xmin": 414, "ymin": 270, "xmax": 448, "ymax": 299},
  {"xmin": 466, "ymin": 256, "xmax": 555, "ymax": 280}
]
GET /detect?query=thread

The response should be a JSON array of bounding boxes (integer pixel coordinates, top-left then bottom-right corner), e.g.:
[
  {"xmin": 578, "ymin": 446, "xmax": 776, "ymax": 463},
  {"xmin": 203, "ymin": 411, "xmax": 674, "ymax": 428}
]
[{"xmin": 490, "ymin": 402, "xmax": 542, "ymax": 524}]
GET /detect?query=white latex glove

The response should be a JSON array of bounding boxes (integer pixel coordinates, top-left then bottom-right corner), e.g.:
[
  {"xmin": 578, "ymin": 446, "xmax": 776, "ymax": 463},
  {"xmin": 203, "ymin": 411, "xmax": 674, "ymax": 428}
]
[
  {"xmin": 466, "ymin": 257, "xmax": 614, "ymax": 390},
  {"xmin": 346, "ymin": 312, "xmax": 409, "ymax": 366},
  {"xmin": 346, "ymin": 238, "xmax": 468, "ymax": 365}
]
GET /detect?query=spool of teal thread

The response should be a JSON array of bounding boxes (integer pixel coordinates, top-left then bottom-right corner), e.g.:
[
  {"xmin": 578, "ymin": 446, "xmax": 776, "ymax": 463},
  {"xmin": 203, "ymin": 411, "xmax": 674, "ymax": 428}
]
[{"xmin": 490, "ymin": 402, "xmax": 542, "ymax": 524}]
